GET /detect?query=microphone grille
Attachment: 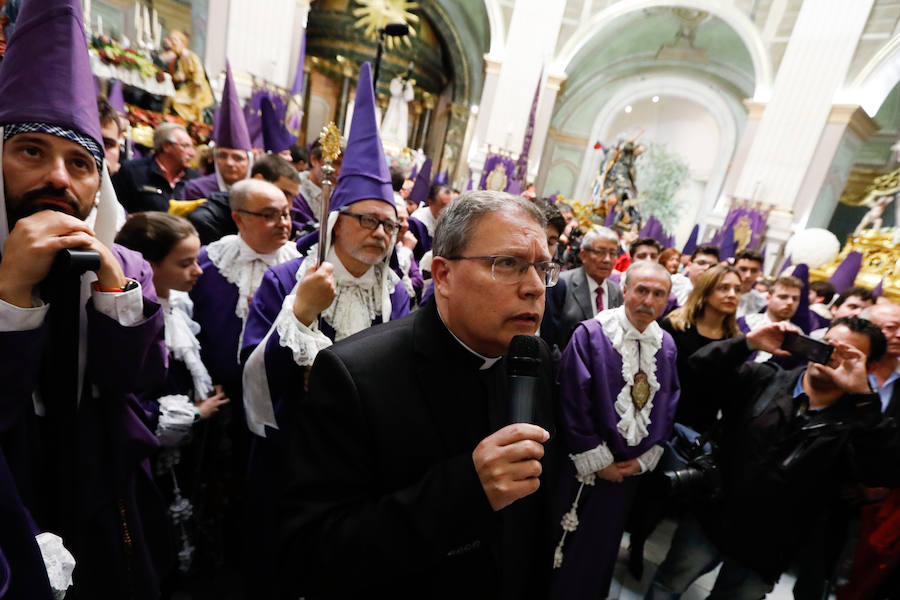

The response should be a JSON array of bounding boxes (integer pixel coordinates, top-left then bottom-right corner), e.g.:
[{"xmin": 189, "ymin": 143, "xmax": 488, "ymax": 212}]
[{"xmin": 509, "ymin": 335, "xmax": 541, "ymax": 376}]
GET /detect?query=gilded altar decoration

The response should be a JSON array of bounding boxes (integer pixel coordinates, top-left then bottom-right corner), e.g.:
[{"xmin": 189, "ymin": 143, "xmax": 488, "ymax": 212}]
[
  {"xmin": 811, "ymin": 229, "xmax": 900, "ymax": 301},
  {"xmin": 352, "ymin": 0, "xmax": 419, "ymax": 49},
  {"xmin": 319, "ymin": 121, "xmax": 343, "ymax": 163}
]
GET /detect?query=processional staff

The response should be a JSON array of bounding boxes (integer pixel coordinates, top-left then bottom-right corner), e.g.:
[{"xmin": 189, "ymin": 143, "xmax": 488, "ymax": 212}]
[{"xmin": 317, "ymin": 121, "xmax": 342, "ymax": 266}]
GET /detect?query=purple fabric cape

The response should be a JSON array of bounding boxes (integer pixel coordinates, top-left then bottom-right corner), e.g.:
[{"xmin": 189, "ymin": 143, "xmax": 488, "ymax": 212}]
[
  {"xmin": 290, "ymin": 191, "xmax": 317, "ymax": 233},
  {"xmin": 407, "ymin": 216, "xmax": 432, "ymax": 261},
  {"xmin": 553, "ymin": 318, "xmax": 679, "ymax": 598},
  {"xmin": 0, "ymin": 244, "xmax": 168, "ymax": 599},
  {"xmin": 178, "ymin": 172, "xmax": 221, "ymax": 200}
]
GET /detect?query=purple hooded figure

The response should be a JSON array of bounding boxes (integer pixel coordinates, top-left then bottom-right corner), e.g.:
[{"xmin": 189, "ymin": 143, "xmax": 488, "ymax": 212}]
[
  {"xmin": 682, "ymin": 224, "xmax": 699, "ymax": 256},
  {"xmin": 261, "ymin": 96, "xmax": 296, "ymax": 154},
  {"xmin": 107, "ymin": 78, "xmax": 126, "ymax": 113},
  {"xmin": 407, "ymin": 157, "xmax": 438, "ymax": 260},
  {"xmin": 719, "ymin": 224, "xmax": 736, "ymax": 261},
  {"xmin": 828, "ymin": 251, "xmax": 863, "ymax": 294},
  {"xmin": 238, "ymin": 61, "xmax": 410, "ymax": 598},
  {"xmin": 180, "ymin": 61, "xmax": 254, "ymax": 200},
  {"xmin": 0, "ymin": 0, "xmax": 168, "ymax": 597},
  {"xmin": 872, "ymin": 279, "xmax": 884, "ymax": 297}
]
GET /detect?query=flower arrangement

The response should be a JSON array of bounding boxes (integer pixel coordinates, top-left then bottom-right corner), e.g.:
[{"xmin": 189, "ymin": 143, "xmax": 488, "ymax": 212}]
[{"xmin": 91, "ymin": 35, "xmax": 164, "ymax": 82}]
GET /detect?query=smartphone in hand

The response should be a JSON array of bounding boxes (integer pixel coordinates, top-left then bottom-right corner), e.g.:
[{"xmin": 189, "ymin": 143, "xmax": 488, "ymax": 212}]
[{"xmin": 781, "ymin": 331, "xmax": 834, "ymax": 364}]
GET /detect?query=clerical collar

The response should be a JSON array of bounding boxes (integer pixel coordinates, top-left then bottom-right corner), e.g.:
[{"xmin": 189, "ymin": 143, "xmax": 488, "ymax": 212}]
[{"xmin": 435, "ymin": 305, "xmax": 502, "ymax": 370}]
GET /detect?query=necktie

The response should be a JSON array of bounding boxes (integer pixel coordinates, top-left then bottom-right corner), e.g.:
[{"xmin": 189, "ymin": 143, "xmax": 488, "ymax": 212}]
[{"xmin": 595, "ymin": 285, "xmax": 604, "ymax": 313}]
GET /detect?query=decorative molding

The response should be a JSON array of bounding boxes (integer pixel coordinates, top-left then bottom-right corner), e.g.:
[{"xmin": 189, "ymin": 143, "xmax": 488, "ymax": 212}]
[
  {"xmin": 742, "ymin": 100, "xmax": 767, "ymax": 119},
  {"xmin": 827, "ymin": 104, "xmax": 880, "ymax": 140},
  {"xmin": 547, "ymin": 127, "xmax": 588, "ymax": 147}
]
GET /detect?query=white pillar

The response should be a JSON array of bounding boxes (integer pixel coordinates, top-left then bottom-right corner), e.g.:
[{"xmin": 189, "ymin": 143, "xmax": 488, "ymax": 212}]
[
  {"xmin": 733, "ymin": 0, "xmax": 875, "ymax": 211},
  {"xmin": 527, "ymin": 71, "xmax": 567, "ymax": 182}
]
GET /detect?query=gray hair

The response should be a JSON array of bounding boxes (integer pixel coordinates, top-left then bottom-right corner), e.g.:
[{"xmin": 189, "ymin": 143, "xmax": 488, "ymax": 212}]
[
  {"xmin": 432, "ymin": 190, "xmax": 546, "ymax": 258},
  {"xmin": 581, "ymin": 225, "xmax": 619, "ymax": 249},
  {"xmin": 229, "ymin": 178, "xmax": 282, "ymax": 212},
  {"xmin": 153, "ymin": 122, "xmax": 188, "ymax": 152},
  {"xmin": 623, "ymin": 260, "xmax": 672, "ymax": 292}
]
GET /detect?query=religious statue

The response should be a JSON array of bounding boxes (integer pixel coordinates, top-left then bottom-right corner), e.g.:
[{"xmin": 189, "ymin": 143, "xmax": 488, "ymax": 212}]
[
  {"xmin": 734, "ymin": 215, "xmax": 753, "ymax": 252},
  {"xmin": 855, "ymin": 169, "xmax": 899, "ymax": 234},
  {"xmin": 592, "ymin": 130, "xmax": 645, "ymax": 231},
  {"xmin": 485, "ymin": 162, "xmax": 509, "ymax": 192},
  {"xmin": 161, "ymin": 30, "xmax": 214, "ymax": 124},
  {"xmin": 381, "ymin": 65, "xmax": 414, "ymax": 149}
]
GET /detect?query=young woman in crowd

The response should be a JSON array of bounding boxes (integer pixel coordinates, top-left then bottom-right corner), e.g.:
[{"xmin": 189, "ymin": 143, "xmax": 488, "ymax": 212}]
[
  {"xmin": 115, "ymin": 212, "xmax": 229, "ymax": 584},
  {"xmin": 658, "ymin": 247, "xmax": 681, "ymax": 274}
]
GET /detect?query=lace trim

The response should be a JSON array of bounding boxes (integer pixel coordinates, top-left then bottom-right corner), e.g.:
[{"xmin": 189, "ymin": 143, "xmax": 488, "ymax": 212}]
[
  {"xmin": 274, "ymin": 293, "xmax": 333, "ymax": 366},
  {"xmin": 161, "ymin": 292, "xmax": 213, "ymax": 402},
  {"xmin": 36, "ymin": 532, "xmax": 75, "ymax": 600},
  {"xmin": 637, "ymin": 444, "xmax": 664, "ymax": 473},
  {"xmin": 570, "ymin": 442, "xmax": 614, "ymax": 477},
  {"xmin": 156, "ymin": 395, "xmax": 195, "ymax": 447},
  {"xmin": 597, "ymin": 306, "xmax": 663, "ymax": 447}
]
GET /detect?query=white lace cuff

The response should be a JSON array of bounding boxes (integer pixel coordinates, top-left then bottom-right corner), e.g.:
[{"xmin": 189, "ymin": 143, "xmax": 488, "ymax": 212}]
[
  {"xmin": 156, "ymin": 394, "xmax": 196, "ymax": 447},
  {"xmin": 91, "ymin": 279, "xmax": 143, "ymax": 326},
  {"xmin": 636, "ymin": 444, "xmax": 664, "ymax": 473},
  {"xmin": 570, "ymin": 443, "xmax": 614, "ymax": 477},
  {"xmin": 274, "ymin": 299, "xmax": 332, "ymax": 366},
  {"xmin": 36, "ymin": 532, "xmax": 75, "ymax": 600}
]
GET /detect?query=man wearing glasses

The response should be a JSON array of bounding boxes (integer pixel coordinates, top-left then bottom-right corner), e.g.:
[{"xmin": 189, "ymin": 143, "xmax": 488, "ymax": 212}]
[
  {"xmin": 551, "ymin": 225, "xmax": 624, "ymax": 351},
  {"xmin": 113, "ymin": 122, "xmax": 200, "ymax": 213},
  {"xmin": 275, "ymin": 190, "xmax": 559, "ymax": 598}
]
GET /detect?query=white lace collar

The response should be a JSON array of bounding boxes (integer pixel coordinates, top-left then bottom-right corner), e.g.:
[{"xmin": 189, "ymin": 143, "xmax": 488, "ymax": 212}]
[
  {"xmin": 298, "ymin": 170, "xmax": 323, "ymax": 217},
  {"xmin": 207, "ymin": 234, "xmax": 300, "ymax": 354},
  {"xmin": 596, "ymin": 306, "xmax": 663, "ymax": 446},
  {"xmin": 294, "ymin": 244, "xmax": 400, "ymax": 341},
  {"xmin": 410, "ymin": 205, "xmax": 437, "ymax": 236},
  {"xmin": 160, "ymin": 291, "xmax": 213, "ymax": 402}
]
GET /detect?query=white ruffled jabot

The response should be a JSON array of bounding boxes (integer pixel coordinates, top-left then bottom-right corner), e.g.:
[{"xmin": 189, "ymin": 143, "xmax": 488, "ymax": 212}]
[
  {"xmin": 206, "ymin": 234, "xmax": 300, "ymax": 358},
  {"xmin": 596, "ymin": 306, "xmax": 663, "ymax": 447},
  {"xmin": 160, "ymin": 292, "xmax": 213, "ymax": 402}
]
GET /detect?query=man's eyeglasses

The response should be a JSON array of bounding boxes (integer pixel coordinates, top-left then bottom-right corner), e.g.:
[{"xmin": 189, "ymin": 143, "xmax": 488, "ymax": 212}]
[
  {"xmin": 446, "ymin": 255, "xmax": 561, "ymax": 287},
  {"xmin": 582, "ymin": 247, "xmax": 617, "ymax": 259},
  {"xmin": 340, "ymin": 210, "xmax": 400, "ymax": 236},
  {"xmin": 237, "ymin": 208, "xmax": 291, "ymax": 225}
]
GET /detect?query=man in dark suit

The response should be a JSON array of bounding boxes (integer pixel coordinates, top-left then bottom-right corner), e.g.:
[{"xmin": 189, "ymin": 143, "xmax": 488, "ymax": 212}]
[
  {"xmin": 112, "ymin": 122, "xmax": 199, "ymax": 213},
  {"xmin": 864, "ymin": 302, "xmax": 900, "ymax": 418},
  {"xmin": 545, "ymin": 225, "xmax": 623, "ymax": 352},
  {"xmin": 278, "ymin": 190, "xmax": 560, "ymax": 599}
]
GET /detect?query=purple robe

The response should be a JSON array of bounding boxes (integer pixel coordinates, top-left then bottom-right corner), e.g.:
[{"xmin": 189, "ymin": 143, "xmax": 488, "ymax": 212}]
[
  {"xmin": 0, "ymin": 245, "xmax": 168, "ymax": 599},
  {"xmin": 178, "ymin": 172, "xmax": 221, "ymax": 201},
  {"xmin": 553, "ymin": 318, "xmax": 679, "ymax": 599},
  {"xmin": 407, "ymin": 216, "xmax": 432, "ymax": 262},
  {"xmin": 240, "ymin": 254, "xmax": 410, "ymax": 597},
  {"xmin": 290, "ymin": 192, "xmax": 317, "ymax": 235},
  {"xmin": 189, "ymin": 247, "xmax": 244, "ymax": 391}
]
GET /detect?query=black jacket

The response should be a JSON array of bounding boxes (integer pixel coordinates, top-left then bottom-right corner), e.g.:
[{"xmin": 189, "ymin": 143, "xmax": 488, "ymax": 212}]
[
  {"xmin": 186, "ymin": 191, "xmax": 236, "ymax": 246},
  {"xmin": 112, "ymin": 155, "xmax": 199, "ymax": 213},
  {"xmin": 278, "ymin": 300, "xmax": 560, "ymax": 599},
  {"xmin": 690, "ymin": 337, "xmax": 900, "ymax": 583}
]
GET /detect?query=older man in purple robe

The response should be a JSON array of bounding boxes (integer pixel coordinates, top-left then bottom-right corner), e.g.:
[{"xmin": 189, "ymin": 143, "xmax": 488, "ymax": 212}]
[
  {"xmin": 0, "ymin": 0, "xmax": 168, "ymax": 597},
  {"xmin": 552, "ymin": 261, "xmax": 680, "ymax": 599},
  {"xmin": 239, "ymin": 61, "xmax": 409, "ymax": 599}
]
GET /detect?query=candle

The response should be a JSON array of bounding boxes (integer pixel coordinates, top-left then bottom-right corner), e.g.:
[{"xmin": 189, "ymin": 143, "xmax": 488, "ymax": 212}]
[
  {"xmin": 97, "ymin": 14, "xmax": 103, "ymax": 36},
  {"xmin": 143, "ymin": 5, "xmax": 152, "ymax": 46},
  {"xmin": 152, "ymin": 9, "xmax": 161, "ymax": 48},
  {"xmin": 83, "ymin": 0, "xmax": 91, "ymax": 31},
  {"xmin": 134, "ymin": 4, "xmax": 142, "ymax": 45}
]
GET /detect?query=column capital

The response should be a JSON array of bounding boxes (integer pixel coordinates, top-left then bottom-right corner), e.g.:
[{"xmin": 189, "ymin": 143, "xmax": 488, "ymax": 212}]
[
  {"xmin": 546, "ymin": 71, "xmax": 567, "ymax": 91},
  {"xmin": 483, "ymin": 55, "xmax": 503, "ymax": 75},
  {"xmin": 828, "ymin": 104, "xmax": 880, "ymax": 140},
  {"xmin": 741, "ymin": 99, "xmax": 767, "ymax": 119}
]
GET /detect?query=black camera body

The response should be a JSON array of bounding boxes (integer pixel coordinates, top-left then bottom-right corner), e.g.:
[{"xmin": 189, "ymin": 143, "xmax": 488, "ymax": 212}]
[{"xmin": 660, "ymin": 426, "xmax": 723, "ymax": 501}]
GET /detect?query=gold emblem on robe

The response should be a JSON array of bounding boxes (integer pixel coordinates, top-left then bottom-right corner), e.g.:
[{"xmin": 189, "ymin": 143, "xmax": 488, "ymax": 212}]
[{"xmin": 632, "ymin": 371, "xmax": 650, "ymax": 410}]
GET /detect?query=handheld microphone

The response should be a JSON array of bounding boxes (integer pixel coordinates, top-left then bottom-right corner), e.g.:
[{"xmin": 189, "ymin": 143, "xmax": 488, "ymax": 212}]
[{"xmin": 507, "ymin": 335, "xmax": 542, "ymax": 424}]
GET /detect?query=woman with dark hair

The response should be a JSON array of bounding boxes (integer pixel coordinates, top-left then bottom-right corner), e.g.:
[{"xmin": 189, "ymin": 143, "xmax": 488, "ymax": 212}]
[
  {"xmin": 659, "ymin": 247, "xmax": 681, "ymax": 274},
  {"xmin": 115, "ymin": 212, "xmax": 228, "ymax": 579}
]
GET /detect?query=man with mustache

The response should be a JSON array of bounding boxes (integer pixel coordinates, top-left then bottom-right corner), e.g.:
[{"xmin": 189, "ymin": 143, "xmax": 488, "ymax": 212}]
[
  {"xmin": 238, "ymin": 62, "xmax": 410, "ymax": 598},
  {"xmin": 552, "ymin": 261, "xmax": 680, "ymax": 599},
  {"xmin": 0, "ymin": 0, "xmax": 168, "ymax": 597}
]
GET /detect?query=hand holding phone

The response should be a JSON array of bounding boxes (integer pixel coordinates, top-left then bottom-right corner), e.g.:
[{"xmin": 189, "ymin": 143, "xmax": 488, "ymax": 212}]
[{"xmin": 781, "ymin": 331, "xmax": 834, "ymax": 364}]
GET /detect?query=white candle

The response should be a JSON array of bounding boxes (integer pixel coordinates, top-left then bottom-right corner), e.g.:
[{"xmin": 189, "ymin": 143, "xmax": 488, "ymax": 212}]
[
  {"xmin": 143, "ymin": 5, "xmax": 152, "ymax": 46},
  {"xmin": 134, "ymin": 4, "xmax": 142, "ymax": 45},
  {"xmin": 83, "ymin": 0, "xmax": 91, "ymax": 31},
  {"xmin": 152, "ymin": 9, "xmax": 161, "ymax": 48},
  {"xmin": 97, "ymin": 14, "xmax": 103, "ymax": 36}
]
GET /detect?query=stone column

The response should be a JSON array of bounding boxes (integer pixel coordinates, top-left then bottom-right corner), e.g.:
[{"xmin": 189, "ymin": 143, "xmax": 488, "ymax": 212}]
[
  {"xmin": 335, "ymin": 56, "xmax": 354, "ymax": 133},
  {"xmin": 418, "ymin": 92, "xmax": 435, "ymax": 150}
]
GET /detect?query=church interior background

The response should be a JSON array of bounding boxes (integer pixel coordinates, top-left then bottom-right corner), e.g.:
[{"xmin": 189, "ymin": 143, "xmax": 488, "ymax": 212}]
[{"xmin": 84, "ymin": 0, "xmax": 900, "ymax": 299}]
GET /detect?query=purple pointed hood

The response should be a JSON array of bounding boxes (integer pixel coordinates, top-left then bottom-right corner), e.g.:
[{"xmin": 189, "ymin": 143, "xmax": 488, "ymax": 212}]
[
  {"xmin": 790, "ymin": 263, "xmax": 813, "ymax": 334},
  {"xmin": 213, "ymin": 62, "xmax": 252, "ymax": 151},
  {"xmin": 828, "ymin": 251, "xmax": 863, "ymax": 294},
  {"xmin": 108, "ymin": 79, "xmax": 126, "ymax": 113},
  {"xmin": 261, "ymin": 97, "xmax": 295, "ymax": 153},
  {"xmin": 329, "ymin": 62, "xmax": 394, "ymax": 212},
  {"xmin": 0, "ymin": 0, "xmax": 102, "ymax": 153},
  {"xmin": 719, "ymin": 225, "xmax": 736, "ymax": 260},
  {"xmin": 407, "ymin": 157, "xmax": 432, "ymax": 207},
  {"xmin": 682, "ymin": 224, "xmax": 699, "ymax": 255},
  {"xmin": 872, "ymin": 279, "xmax": 884, "ymax": 297}
]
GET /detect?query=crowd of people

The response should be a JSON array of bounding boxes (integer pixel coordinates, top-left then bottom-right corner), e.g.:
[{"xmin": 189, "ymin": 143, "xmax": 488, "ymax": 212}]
[{"xmin": 1, "ymin": 1, "xmax": 899, "ymax": 600}]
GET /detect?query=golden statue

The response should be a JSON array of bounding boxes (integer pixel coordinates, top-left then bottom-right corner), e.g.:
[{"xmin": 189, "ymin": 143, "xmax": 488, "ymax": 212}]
[
  {"xmin": 162, "ymin": 30, "xmax": 214, "ymax": 124},
  {"xmin": 485, "ymin": 162, "xmax": 509, "ymax": 192},
  {"xmin": 734, "ymin": 215, "xmax": 753, "ymax": 252}
]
